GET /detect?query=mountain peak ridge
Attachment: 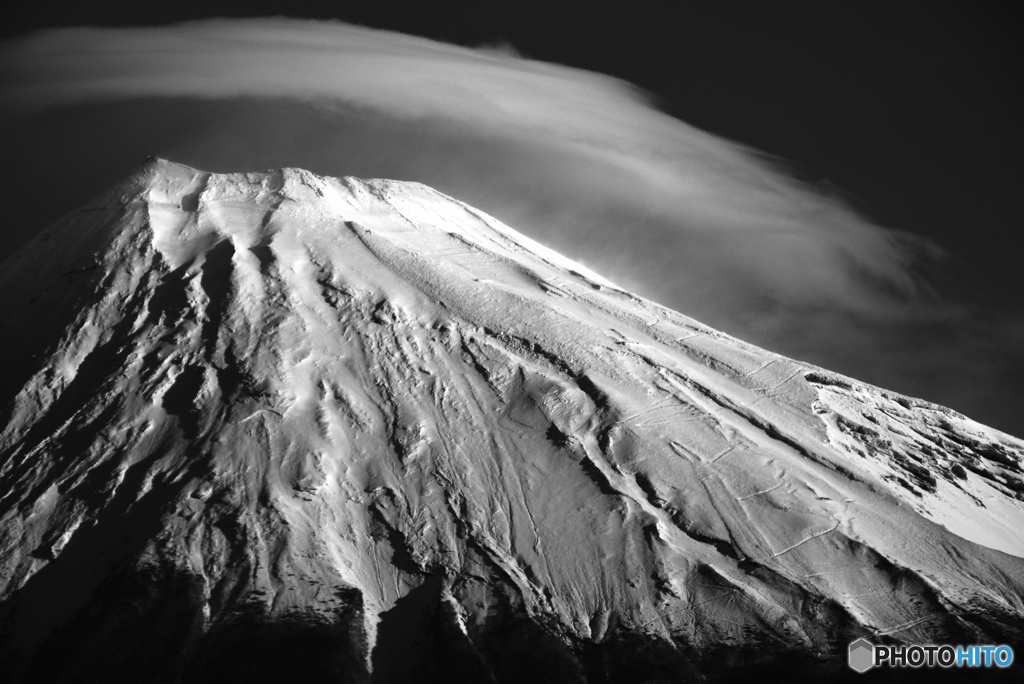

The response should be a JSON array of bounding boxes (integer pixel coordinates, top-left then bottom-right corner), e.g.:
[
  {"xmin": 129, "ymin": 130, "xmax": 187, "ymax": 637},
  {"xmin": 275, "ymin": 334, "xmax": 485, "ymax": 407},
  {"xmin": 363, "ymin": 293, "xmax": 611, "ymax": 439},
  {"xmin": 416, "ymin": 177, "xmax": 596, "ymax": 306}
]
[{"xmin": 0, "ymin": 161, "xmax": 1022, "ymax": 682}]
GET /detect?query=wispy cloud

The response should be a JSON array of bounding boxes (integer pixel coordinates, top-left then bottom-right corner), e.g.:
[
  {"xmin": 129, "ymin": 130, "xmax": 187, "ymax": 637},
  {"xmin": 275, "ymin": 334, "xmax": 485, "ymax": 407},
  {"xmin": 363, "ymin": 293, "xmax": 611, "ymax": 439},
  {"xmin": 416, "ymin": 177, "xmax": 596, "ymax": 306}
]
[{"xmin": 1, "ymin": 18, "xmax": 1019, "ymax": 434}]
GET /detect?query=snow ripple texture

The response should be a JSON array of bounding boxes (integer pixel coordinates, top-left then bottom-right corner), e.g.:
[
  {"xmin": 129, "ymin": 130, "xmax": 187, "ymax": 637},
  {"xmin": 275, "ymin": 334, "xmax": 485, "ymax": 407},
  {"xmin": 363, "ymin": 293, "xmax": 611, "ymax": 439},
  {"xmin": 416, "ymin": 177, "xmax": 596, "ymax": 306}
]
[{"xmin": 0, "ymin": 159, "xmax": 1022, "ymax": 682}]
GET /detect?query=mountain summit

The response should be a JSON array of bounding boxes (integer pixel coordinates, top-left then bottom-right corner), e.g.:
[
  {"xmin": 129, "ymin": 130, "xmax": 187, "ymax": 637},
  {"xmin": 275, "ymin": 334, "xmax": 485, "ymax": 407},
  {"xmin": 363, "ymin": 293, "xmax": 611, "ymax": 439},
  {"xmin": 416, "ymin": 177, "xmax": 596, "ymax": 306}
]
[{"xmin": 1, "ymin": 159, "xmax": 1022, "ymax": 682}]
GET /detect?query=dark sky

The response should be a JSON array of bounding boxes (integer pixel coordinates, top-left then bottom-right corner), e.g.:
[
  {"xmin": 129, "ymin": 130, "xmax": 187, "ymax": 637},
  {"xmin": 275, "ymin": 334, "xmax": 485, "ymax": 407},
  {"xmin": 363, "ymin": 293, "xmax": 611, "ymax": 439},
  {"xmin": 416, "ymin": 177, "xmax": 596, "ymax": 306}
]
[{"xmin": 2, "ymin": 3, "xmax": 1021, "ymax": 435}]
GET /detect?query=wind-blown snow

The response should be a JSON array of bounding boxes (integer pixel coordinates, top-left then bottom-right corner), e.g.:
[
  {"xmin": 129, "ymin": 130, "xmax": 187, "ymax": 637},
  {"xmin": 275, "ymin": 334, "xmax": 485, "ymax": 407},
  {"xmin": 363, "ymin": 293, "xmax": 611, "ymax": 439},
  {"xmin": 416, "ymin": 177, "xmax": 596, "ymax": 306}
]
[{"xmin": 0, "ymin": 159, "xmax": 1022, "ymax": 682}]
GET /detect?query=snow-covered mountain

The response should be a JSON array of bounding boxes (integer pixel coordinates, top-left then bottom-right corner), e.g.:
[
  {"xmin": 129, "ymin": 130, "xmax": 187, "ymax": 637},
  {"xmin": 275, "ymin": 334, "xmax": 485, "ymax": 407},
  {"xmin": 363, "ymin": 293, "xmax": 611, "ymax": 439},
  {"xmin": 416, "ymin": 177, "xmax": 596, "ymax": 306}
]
[{"xmin": 1, "ymin": 159, "xmax": 1021, "ymax": 682}]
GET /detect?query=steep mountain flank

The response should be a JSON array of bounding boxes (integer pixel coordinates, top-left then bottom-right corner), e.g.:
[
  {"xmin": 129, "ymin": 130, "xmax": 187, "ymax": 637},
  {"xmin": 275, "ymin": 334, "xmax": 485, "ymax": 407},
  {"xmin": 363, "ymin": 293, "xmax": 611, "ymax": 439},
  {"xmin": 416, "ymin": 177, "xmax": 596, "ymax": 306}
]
[{"xmin": 1, "ymin": 160, "xmax": 1021, "ymax": 683}]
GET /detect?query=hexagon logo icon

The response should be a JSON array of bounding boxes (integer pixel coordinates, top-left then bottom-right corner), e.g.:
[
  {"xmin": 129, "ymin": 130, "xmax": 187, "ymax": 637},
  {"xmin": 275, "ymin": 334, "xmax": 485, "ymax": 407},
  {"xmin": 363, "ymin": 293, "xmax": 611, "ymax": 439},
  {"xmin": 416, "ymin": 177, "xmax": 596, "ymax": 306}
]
[{"xmin": 848, "ymin": 638, "xmax": 875, "ymax": 673}]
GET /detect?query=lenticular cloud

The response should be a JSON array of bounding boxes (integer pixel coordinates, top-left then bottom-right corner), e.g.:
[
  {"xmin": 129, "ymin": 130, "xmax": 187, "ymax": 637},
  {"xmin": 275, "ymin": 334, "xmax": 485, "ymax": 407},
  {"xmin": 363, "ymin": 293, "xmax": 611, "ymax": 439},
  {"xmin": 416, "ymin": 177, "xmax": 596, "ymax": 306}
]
[
  {"xmin": 0, "ymin": 17, "xmax": 935, "ymax": 313},
  {"xmin": 1, "ymin": 17, "xmax": 1018, "ymax": 434}
]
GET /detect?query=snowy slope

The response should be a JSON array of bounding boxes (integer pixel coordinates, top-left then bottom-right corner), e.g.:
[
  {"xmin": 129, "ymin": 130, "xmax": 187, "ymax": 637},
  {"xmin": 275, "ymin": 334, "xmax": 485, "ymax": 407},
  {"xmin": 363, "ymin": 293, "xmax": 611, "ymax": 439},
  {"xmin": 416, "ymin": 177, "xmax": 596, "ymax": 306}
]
[{"xmin": 0, "ymin": 159, "xmax": 1022, "ymax": 682}]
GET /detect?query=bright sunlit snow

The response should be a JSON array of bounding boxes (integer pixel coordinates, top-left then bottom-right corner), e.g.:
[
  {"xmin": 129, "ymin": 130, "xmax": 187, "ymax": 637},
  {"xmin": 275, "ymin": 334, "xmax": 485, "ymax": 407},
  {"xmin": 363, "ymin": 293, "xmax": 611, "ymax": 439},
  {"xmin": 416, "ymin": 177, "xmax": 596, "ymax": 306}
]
[{"xmin": 1, "ymin": 159, "xmax": 1022, "ymax": 680}]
